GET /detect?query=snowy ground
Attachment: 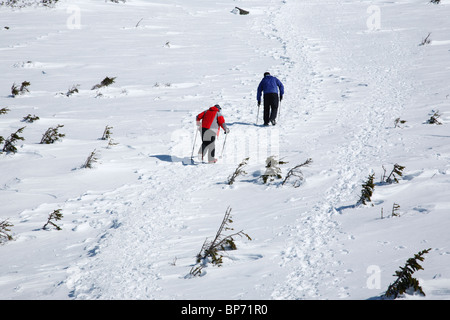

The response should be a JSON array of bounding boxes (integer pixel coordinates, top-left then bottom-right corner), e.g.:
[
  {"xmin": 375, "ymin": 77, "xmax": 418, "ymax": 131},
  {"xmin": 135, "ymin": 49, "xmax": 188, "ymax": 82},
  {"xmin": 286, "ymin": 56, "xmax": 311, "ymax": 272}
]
[{"xmin": 1, "ymin": 0, "xmax": 450, "ymax": 301}]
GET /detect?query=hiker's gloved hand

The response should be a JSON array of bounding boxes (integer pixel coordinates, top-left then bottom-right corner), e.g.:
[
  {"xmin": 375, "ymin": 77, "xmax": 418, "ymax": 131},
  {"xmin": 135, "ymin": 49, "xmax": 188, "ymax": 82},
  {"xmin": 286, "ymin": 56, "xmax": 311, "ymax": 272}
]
[
  {"xmin": 225, "ymin": 128, "xmax": 230, "ymax": 134},
  {"xmin": 257, "ymin": 100, "xmax": 261, "ymax": 106}
]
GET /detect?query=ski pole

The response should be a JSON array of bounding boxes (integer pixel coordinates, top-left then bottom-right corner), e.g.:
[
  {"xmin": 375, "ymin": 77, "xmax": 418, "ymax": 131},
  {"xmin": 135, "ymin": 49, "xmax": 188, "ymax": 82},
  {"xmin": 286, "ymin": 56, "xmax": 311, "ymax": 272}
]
[
  {"xmin": 191, "ymin": 127, "xmax": 199, "ymax": 163},
  {"xmin": 256, "ymin": 103, "xmax": 260, "ymax": 125},
  {"xmin": 220, "ymin": 131, "xmax": 228, "ymax": 159},
  {"xmin": 278, "ymin": 99, "xmax": 281, "ymax": 121}
]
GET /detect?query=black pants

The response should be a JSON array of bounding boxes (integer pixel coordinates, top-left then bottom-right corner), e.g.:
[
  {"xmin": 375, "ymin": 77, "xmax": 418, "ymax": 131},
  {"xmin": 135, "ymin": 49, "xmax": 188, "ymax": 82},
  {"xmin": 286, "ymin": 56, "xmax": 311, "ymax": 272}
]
[
  {"xmin": 199, "ymin": 128, "xmax": 216, "ymax": 162},
  {"xmin": 263, "ymin": 93, "xmax": 279, "ymax": 125}
]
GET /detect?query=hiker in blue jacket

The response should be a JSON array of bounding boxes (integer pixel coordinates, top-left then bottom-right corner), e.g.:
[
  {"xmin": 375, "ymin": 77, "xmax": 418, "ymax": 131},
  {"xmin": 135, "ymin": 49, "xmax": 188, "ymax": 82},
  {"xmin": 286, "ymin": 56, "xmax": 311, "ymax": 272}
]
[{"xmin": 257, "ymin": 72, "xmax": 284, "ymax": 126}]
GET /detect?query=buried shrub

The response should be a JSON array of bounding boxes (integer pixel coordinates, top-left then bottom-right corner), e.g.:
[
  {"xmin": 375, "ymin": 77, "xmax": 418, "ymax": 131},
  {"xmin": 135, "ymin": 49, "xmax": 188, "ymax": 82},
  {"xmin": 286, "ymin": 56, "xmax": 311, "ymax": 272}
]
[
  {"xmin": 261, "ymin": 156, "xmax": 288, "ymax": 184},
  {"xmin": 10, "ymin": 81, "xmax": 30, "ymax": 97},
  {"xmin": 42, "ymin": 209, "xmax": 63, "ymax": 230},
  {"xmin": 40, "ymin": 125, "xmax": 65, "ymax": 144},
  {"xmin": 357, "ymin": 173, "xmax": 375, "ymax": 206},
  {"xmin": 0, "ymin": 219, "xmax": 13, "ymax": 243},
  {"xmin": 92, "ymin": 76, "xmax": 116, "ymax": 90},
  {"xmin": 227, "ymin": 157, "xmax": 249, "ymax": 185},
  {"xmin": 383, "ymin": 248, "xmax": 432, "ymax": 299},
  {"xmin": 2, "ymin": 127, "xmax": 25, "ymax": 154},
  {"xmin": 22, "ymin": 114, "xmax": 40, "ymax": 123},
  {"xmin": 281, "ymin": 158, "xmax": 313, "ymax": 187},
  {"xmin": 189, "ymin": 207, "xmax": 251, "ymax": 277},
  {"xmin": 426, "ymin": 110, "xmax": 442, "ymax": 125},
  {"xmin": 381, "ymin": 163, "xmax": 405, "ymax": 184},
  {"xmin": 81, "ymin": 149, "xmax": 99, "ymax": 169},
  {"xmin": 419, "ymin": 32, "xmax": 432, "ymax": 46},
  {"xmin": 65, "ymin": 84, "xmax": 80, "ymax": 97}
]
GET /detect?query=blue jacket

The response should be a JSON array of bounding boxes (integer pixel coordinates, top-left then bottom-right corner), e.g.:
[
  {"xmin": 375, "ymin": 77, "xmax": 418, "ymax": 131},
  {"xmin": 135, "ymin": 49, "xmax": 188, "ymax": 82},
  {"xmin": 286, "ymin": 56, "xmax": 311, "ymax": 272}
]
[{"xmin": 257, "ymin": 75, "xmax": 284, "ymax": 102}]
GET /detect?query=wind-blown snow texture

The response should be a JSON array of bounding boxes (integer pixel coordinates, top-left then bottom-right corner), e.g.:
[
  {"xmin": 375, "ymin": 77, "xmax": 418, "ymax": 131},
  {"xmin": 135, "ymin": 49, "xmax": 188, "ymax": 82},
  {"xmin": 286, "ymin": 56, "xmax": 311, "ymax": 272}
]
[{"xmin": 1, "ymin": 0, "xmax": 450, "ymax": 300}]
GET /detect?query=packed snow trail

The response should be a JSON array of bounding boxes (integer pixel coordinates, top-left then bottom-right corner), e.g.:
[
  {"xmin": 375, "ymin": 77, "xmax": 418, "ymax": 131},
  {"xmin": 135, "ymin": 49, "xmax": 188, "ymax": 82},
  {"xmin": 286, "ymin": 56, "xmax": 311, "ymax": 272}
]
[
  {"xmin": 66, "ymin": 0, "xmax": 416, "ymax": 299},
  {"xmin": 265, "ymin": 1, "xmax": 420, "ymax": 299}
]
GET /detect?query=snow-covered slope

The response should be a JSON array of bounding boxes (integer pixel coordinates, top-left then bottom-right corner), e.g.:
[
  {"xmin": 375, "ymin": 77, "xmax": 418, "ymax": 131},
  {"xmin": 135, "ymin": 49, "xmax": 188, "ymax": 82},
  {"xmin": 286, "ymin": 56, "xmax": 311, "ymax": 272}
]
[{"xmin": 1, "ymin": 0, "xmax": 450, "ymax": 300}]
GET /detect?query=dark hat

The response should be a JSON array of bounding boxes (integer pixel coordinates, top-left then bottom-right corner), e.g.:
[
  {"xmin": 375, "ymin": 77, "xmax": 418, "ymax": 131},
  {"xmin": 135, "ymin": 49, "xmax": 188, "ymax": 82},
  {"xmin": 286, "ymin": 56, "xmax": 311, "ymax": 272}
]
[{"xmin": 264, "ymin": 72, "xmax": 270, "ymax": 76}]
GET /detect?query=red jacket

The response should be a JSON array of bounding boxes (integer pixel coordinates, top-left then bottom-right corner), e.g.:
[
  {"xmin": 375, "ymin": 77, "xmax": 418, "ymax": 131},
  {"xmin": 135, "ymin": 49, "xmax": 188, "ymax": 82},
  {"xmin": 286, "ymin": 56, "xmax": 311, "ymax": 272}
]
[{"xmin": 196, "ymin": 105, "xmax": 228, "ymax": 133}]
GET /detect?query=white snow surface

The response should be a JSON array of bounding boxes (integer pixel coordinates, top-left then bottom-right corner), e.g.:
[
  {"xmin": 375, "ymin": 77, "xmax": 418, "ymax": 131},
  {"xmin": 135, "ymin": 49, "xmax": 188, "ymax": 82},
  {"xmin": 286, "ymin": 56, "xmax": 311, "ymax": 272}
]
[{"xmin": 1, "ymin": 0, "xmax": 450, "ymax": 300}]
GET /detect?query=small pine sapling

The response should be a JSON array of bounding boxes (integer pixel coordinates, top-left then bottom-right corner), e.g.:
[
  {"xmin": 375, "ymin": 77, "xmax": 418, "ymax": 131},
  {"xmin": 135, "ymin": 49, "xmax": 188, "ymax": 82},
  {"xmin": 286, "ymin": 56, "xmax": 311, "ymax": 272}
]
[
  {"xmin": 11, "ymin": 81, "xmax": 30, "ymax": 97},
  {"xmin": 43, "ymin": 209, "xmax": 63, "ymax": 230},
  {"xmin": 420, "ymin": 32, "xmax": 432, "ymax": 46},
  {"xmin": 0, "ymin": 107, "xmax": 10, "ymax": 115},
  {"xmin": 261, "ymin": 156, "xmax": 287, "ymax": 184},
  {"xmin": 22, "ymin": 114, "xmax": 40, "ymax": 123},
  {"xmin": 357, "ymin": 173, "xmax": 375, "ymax": 206},
  {"xmin": 2, "ymin": 127, "xmax": 25, "ymax": 154},
  {"xmin": 281, "ymin": 158, "xmax": 312, "ymax": 187},
  {"xmin": 100, "ymin": 125, "xmax": 118, "ymax": 148},
  {"xmin": 92, "ymin": 76, "xmax": 116, "ymax": 90},
  {"xmin": 392, "ymin": 203, "xmax": 401, "ymax": 217},
  {"xmin": 426, "ymin": 110, "xmax": 442, "ymax": 125},
  {"xmin": 234, "ymin": 7, "xmax": 250, "ymax": 15},
  {"xmin": 381, "ymin": 164, "xmax": 405, "ymax": 184},
  {"xmin": 0, "ymin": 219, "xmax": 13, "ymax": 243},
  {"xmin": 66, "ymin": 84, "xmax": 80, "ymax": 97},
  {"xmin": 82, "ymin": 149, "xmax": 99, "ymax": 169},
  {"xmin": 40, "ymin": 125, "xmax": 65, "ymax": 144},
  {"xmin": 101, "ymin": 125, "xmax": 113, "ymax": 140},
  {"xmin": 189, "ymin": 207, "xmax": 251, "ymax": 277},
  {"xmin": 383, "ymin": 248, "xmax": 432, "ymax": 299},
  {"xmin": 227, "ymin": 157, "xmax": 249, "ymax": 185},
  {"xmin": 394, "ymin": 117, "xmax": 406, "ymax": 128}
]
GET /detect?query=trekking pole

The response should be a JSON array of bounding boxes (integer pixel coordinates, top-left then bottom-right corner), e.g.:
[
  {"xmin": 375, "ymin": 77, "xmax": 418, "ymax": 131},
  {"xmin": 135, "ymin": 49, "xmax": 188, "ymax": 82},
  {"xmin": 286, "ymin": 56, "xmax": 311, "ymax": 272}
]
[
  {"xmin": 256, "ymin": 103, "xmax": 260, "ymax": 125},
  {"xmin": 278, "ymin": 99, "xmax": 281, "ymax": 121},
  {"xmin": 190, "ymin": 127, "xmax": 199, "ymax": 163},
  {"xmin": 220, "ymin": 131, "xmax": 228, "ymax": 159}
]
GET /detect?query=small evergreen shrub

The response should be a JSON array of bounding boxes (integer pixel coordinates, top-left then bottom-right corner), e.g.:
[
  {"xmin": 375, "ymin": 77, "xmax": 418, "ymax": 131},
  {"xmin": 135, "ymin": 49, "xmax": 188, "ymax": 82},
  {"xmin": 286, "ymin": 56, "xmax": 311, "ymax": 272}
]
[
  {"xmin": 43, "ymin": 209, "xmax": 63, "ymax": 230},
  {"xmin": 281, "ymin": 158, "xmax": 312, "ymax": 187},
  {"xmin": 0, "ymin": 107, "xmax": 10, "ymax": 115},
  {"xmin": 381, "ymin": 163, "xmax": 405, "ymax": 184},
  {"xmin": 92, "ymin": 77, "xmax": 116, "ymax": 90},
  {"xmin": 189, "ymin": 207, "xmax": 251, "ymax": 277},
  {"xmin": 82, "ymin": 149, "xmax": 99, "ymax": 169},
  {"xmin": 65, "ymin": 84, "xmax": 80, "ymax": 97},
  {"xmin": 2, "ymin": 127, "xmax": 25, "ymax": 154},
  {"xmin": 357, "ymin": 173, "xmax": 375, "ymax": 206},
  {"xmin": 426, "ymin": 110, "xmax": 442, "ymax": 125},
  {"xmin": 391, "ymin": 203, "xmax": 401, "ymax": 217},
  {"xmin": 227, "ymin": 157, "xmax": 249, "ymax": 185},
  {"xmin": 383, "ymin": 248, "xmax": 432, "ymax": 299},
  {"xmin": 11, "ymin": 81, "xmax": 30, "ymax": 97},
  {"xmin": 394, "ymin": 117, "xmax": 407, "ymax": 128},
  {"xmin": 420, "ymin": 32, "xmax": 432, "ymax": 46},
  {"xmin": 40, "ymin": 125, "xmax": 65, "ymax": 144},
  {"xmin": 0, "ymin": 219, "xmax": 13, "ymax": 243},
  {"xmin": 101, "ymin": 125, "xmax": 113, "ymax": 140},
  {"xmin": 261, "ymin": 156, "xmax": 287, "ymax": 184},
  {"xmin": 22, "ymin": 114, "xmax": 39, "ymax": 123}
]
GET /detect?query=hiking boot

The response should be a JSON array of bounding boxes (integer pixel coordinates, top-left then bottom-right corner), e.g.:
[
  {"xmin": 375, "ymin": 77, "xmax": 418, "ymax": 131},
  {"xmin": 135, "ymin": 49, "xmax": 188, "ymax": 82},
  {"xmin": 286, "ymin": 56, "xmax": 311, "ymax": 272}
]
[{"xmin": 271, "ymin": 119, "xmax": 276, "ymax": 126}]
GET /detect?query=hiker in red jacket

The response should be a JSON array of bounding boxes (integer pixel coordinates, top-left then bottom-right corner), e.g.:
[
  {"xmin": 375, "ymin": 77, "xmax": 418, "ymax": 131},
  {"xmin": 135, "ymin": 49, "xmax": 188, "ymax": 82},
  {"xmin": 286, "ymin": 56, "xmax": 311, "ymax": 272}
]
[{"xmin": 196, "ymin": 104, "xmax": 229, "ymax": 163}]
